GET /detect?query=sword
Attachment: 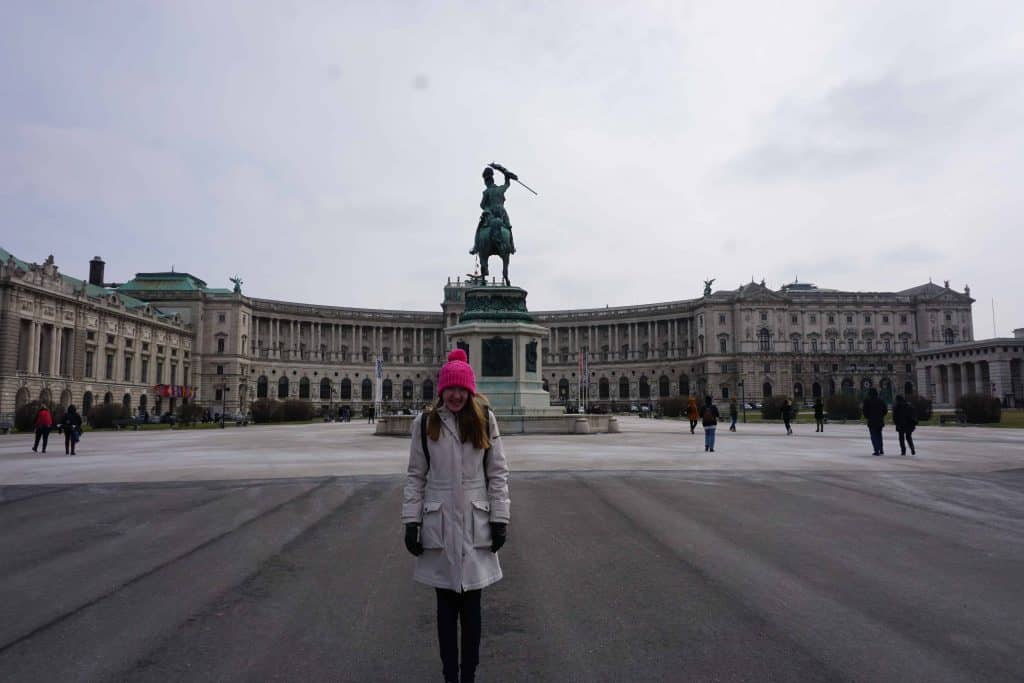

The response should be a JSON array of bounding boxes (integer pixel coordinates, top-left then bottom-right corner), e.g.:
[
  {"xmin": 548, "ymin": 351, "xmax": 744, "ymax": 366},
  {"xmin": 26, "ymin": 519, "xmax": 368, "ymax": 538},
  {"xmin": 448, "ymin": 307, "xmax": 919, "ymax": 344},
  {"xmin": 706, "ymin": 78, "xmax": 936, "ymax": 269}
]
[{"xmin": 488, "ymin": 162, "xmax": 538, "ymax": 195}]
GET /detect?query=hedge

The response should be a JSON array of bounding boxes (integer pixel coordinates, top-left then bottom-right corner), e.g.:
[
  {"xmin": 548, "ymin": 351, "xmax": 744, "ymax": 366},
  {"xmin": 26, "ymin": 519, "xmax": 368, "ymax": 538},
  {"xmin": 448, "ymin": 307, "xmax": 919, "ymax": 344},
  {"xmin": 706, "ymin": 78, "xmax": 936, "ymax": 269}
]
[
  {"xmin": 956, "ymin": 393, "xmax": 1001, "ymax": 423},
  {"xmin": 761, "ymin": 396, "xmax": 799, "ymax": 420},
  {"xmin": 825, "ymin": 393, "xmax": 861, "ymax": 420}
]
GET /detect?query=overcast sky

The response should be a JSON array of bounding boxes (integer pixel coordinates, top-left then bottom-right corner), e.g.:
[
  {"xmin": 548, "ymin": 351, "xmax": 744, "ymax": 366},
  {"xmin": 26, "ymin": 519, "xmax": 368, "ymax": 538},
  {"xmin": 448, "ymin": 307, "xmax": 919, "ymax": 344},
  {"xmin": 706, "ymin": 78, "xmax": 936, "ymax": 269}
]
[{"xmin": 2, "ymin": 1, "xmax": 1022, "ymax": 335}]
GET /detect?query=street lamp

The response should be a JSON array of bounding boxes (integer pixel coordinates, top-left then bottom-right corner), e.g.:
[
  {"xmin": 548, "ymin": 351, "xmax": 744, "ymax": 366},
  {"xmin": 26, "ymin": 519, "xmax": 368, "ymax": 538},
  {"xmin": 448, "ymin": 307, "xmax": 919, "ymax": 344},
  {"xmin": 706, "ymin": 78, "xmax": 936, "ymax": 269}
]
[{"xmin": 739, "ymin": 380, "xmax": 747, "ymax": 423}]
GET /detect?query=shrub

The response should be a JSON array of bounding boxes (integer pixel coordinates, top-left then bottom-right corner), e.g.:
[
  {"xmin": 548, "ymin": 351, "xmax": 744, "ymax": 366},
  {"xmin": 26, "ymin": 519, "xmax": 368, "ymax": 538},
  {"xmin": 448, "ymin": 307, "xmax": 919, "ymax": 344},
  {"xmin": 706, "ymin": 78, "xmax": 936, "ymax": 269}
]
[
  {"xmin": 761, "ymin": 396, "xmax": 799, "ymax": 420},
  {"xmin": 659, "ymin": 396, "xmax": 687, "ymax": 418},
  {"xmin": 957, "ymin": 393, "xmax": 1002, "ymax": 423},
  {"xmin": 826, "ymin": 393, "xmax": 861, "ymax": 420},
  {"xmin": 177, "ymin": 402, "xmax": 206, "ymax": 425},
  {"xmin": 280, "ymin": 399, "xmax": 314, "ymax": 422},
  {"xmin": 15, "ymin": 400, "xmax": 45, "ymax": 432},
  {"xmin": 251, "ymin": 398, "xmax": 281, "ymax": 423},
  {"xmin": 907, "ymin": 395, "xmax": 933, "ymax": 422},
  {"xmin": 88, "ymin": 402, "xmax": 129, "ymax": 429}
]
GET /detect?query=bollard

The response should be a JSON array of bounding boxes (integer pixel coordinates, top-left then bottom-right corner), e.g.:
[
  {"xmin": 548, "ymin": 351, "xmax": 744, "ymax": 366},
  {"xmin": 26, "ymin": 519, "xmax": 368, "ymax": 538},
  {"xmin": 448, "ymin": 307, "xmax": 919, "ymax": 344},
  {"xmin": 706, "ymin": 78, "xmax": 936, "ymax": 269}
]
[
  {"xmin": 574, "ymin": 417, "xmax": 590, "ymax": 434},
  {"xmin": 608, "ymin": 416, "xmax": 620, "ymax": 433}
]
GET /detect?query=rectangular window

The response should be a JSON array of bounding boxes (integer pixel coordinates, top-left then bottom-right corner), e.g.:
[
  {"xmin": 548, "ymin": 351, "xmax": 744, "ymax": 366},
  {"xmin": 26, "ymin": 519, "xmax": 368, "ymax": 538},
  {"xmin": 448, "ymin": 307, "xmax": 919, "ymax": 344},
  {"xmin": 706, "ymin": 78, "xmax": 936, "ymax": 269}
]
[
  {"xmin": 141, "ymin": 358, "xmax": 149, "ymax": 382},
  {"xmin": 87, "ymin": 330, "xmax": 96, "ymax": 341},
  {"xmin": 905, "ymin": 363, "xmax": 912, "ymax": 373},
  {"xmin": 105, "ymin": 353, "xmax": 115, "ymax": 380},
  {"xmin": 828, "ymin": 314, "xmax": 835, "ymax": 324},
  {"xmin": 760, "ymin": 312, "xmax": 768, "ymax": 322},
  {"xmin": 85, "ymin": 351, "xmax": 94, "ymax": 378},
  {"xmin": 171, "ymin": 349, "xmax": 177, "ymax": 357},
  {"xmin": 107, "ymin": 334, "xmax": 115, "ymax": 345},
  {"xmin": 832, "ymin": 364, "xmax": 839, "ymax": 372},
  {"xmin": 830, "ymin": 339, "xmax": 836, "ymax": 352},
  {"xmin": 218, "ymin": 313, "xmax": 226, "ymax": 323},
  {"xmin": 846, "ymin": 315, "xmax": 853, "ymax": 324},
  {"xmin": 170, "ymin": 364, "xmax": 178, "ymax": 385},
  {"xmin": 719, "ymin": 338, "xmax": 727, "ymax": 353},
  {"xmin": 216, "ymin": 364, "xmax": 224, "ymax": 375},
  {"xmin": 903, "ymin": 340, "xmax": 910, "ymax": 352},
  {"xmin": 810, "ymin": 314, "xmax": 817, "ymax": 323},
  {"xmin": 721, "ymin": 387, "xmax": 729, "ymax": 399},
  {"xmin": 791, "ymin": 314, "xmax": 798, "ymax": 324},
  {"xmin": 156, "ymin": 361, "xmax": 164, "ymax": 382},
  {"xmin": 900, "ymin": 314, "xmax": 907, "ymax": 324},
  {"xmin": 215, "ymin": 388, "xmax": 223, "ymax": 401},
  {"xmin": 125, "ymin": 339, "xmax": 133, "ymax": 349},
  {"xmin": 811, "ymin": 339, "xmax": 818, "ymax": 352},
  {"xmin": 813, "ymin": 363, "xmax": 820, "ymax": 373},
  {"xmin": 882, "ymin": 315, "xmax": 889, "ymax": 324},
  {"xmin": 864, "ymin": 314, "xmax": 871, "ymax": 324},
  {"xmin": 866, "ymin": 340, "xmax": 873, "ymax": 352},
  {"xmin": 142, "ymin": 341, "xmax": 149, "ymax": 351},
  {"xmin": 217, "ymin": 338, "xmax": 225, "ymax": 353},
  {"xmin": 884, "ymin": 340, "xmax": 891, "ymax": 352},
  {"xmin": 794, "ymin": 363, "xmax": 802, "ymax": 373},
  {"xmin": 792, "ymin": 340, "xmax": 800, "ymax": 352},
  {"xmin": 719, "ymin": 314, "xmax": 726, "ymax": 324},
  {"xmin": 123, "ymin": 355, "xmax": 133, "ymax": 382},
  {"xmin": 763, "ymin": 362, "xmax": 771, "ymax": 373},
  {"xmin": 158, "ymin": 345, "xmax": 164, "ymax": 355}
]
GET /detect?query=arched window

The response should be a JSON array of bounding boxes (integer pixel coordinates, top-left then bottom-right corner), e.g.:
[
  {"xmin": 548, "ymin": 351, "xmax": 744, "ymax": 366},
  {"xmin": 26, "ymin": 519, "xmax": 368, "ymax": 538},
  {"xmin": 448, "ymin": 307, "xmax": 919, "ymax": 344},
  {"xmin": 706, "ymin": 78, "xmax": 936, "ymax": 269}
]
[
  {"xmin": 361, "ymin": 378, "xmax": 373, "ymax": 400},
  {"xmin": 299, "ymin": 377, "xmax": 310, "ymax": 399},
  {"xmin": 15, "ymin": 387, "xmax": 30, "ymax": 411},
  {"xmin": 619, "ymin": 376, "xmax": 630, "ymax": 399},
  {"xmin": 422, "ymin": 379, "xmax": 434, "ymax": 401},
  {"xmin": 599, "ymin": 377, "xmax": 610, "ymax": 399},
  {"xmin": 39, "ymin": 388, "xmax": 52, "ymax": 404},
  {"xmin": 679, "ymin": 376, "xmax": 690, "ymax": 396},
  {"xmin": 340, "ymin": 378, "xmax": 352, "ymax": 399},
  {"xmin": 880, "ymin": 378, "xmax": 893, "ymax": 402},
  {"xmin": 82, "ymin": 391, "xmax": 93, "ymax": 416},
  {"xmin": 320, "ymin": 378, "xmax": 332, "ymax": 400},
  {"xmin": 944, "ymin": 328, "xmax": 956, "ymax": 344},
  {"xmin": 402, "ymin": 380, "xmax": 414, "ymax": 400},
  {"xmin": 139, "ymin": 394, "xmax": 147, "ymax": 411},
  {"xmin": 257, "ymin": 376, "xmax": 268, "ymax": 398},
  {"xmin": 762, "ymin": 382, "xmax": 772, "ymax": 398},
  {"xmin": 904, "ymin": 381, "xmax": 914, "ymax": 396},
  {"xmin": 793, "ymin": 383, "xmax": 803, "ymax": 401},
  {"xmin": 639, "ymin": 376, "xmax": 650, "ymax": 399},
  {"xmin": 383, "ymin": 379, "xmax": 393, "ymax": 401},
  {"xmin": 123, "ymin": 393, "xmax": 132, "ymax": 410},
  {"xmin": 558, "ymin": 378, "xmax": 569, "ymax": 400},
  {"xmin": 658, "ymin": 375, "xmax": 670, "ymax": 397},
  {"xmin": 719, "ymin": 336, "xmax": 728, "ymax": 354},
  {"xmin": 758, "ymin": 329, "xmax": 771, "ymax": 351},
  {"xmin": 278, "ymin": 376, "xmax": 289, "ymax": 398},
  {"xmin": 841, "ymin": 378, "xmax": 854, "ymax": 395},
  {"xmin": 103, "ymin": 392, "xmax": 113, "ymax": 404}
]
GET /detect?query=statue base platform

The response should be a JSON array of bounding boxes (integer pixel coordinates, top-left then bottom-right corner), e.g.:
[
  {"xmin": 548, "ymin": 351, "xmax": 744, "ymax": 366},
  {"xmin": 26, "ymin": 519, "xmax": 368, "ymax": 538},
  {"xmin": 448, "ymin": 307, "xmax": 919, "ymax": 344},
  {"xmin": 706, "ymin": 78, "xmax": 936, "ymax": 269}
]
[{"xmin": 375, "ymin": 413, "xmax": 617, "ymax": 436}]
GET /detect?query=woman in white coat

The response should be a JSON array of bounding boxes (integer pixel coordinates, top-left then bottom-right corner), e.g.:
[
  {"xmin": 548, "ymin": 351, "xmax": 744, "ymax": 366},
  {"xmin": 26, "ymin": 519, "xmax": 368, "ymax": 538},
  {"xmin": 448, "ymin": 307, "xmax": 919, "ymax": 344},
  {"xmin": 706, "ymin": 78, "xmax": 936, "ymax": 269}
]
[{"xmin": 403, "ymin": 349, "xmax": 511, "ymax": 683}]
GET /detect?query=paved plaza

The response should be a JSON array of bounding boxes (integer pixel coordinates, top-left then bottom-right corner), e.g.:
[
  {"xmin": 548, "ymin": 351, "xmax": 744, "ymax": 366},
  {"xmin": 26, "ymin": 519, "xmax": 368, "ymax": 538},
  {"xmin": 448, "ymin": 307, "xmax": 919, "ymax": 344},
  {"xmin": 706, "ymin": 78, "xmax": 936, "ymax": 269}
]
[{"xmin": 1, "ymin": 419, "xmax": 1023, "ymax": 681}]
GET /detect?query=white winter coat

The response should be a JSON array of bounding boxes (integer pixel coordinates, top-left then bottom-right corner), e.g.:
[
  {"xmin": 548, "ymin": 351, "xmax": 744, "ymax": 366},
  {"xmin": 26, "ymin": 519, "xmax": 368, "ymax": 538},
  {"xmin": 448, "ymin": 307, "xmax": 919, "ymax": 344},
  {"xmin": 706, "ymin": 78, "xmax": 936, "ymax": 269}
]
[{"xmin": 402, "ymin": 408, "xmax": 510, "ymax": 591}]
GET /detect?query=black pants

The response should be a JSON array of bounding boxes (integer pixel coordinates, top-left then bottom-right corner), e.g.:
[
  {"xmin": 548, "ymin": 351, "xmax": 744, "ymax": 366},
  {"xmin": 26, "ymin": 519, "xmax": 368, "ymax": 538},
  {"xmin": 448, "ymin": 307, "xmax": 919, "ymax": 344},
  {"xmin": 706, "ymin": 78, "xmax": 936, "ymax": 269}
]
[
  {"xmin": 898, "ymin": 430, "xmax": 915, "ymax": 455},
  {"xmin": 815, "ymin": 418, "xmax": 824, "ymax": 432},
  {"xmin": 436, "ymin": 588, "xmax": 482, "ymax": 682},
  {"xmin": 783, "ymin": 417, "xmax": 792, "ymax": 433},
  {"xmin": 64, "ymin": 429, "xmax": 76, "ymax": 454},
  {"xmin": 33, "ymin": 427, "xmax": 50, "ymax": 452},
  {"xmin": 689, "ymin": 419, "xmax": 697, "ymax": 433}
]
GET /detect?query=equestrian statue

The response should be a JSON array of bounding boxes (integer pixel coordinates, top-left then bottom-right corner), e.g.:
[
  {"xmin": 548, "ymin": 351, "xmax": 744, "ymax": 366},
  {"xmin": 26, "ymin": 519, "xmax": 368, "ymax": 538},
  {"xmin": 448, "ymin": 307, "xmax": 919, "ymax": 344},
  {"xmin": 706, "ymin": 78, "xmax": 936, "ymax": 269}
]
[{"xmin": 470, "ymin": 162, "xmax": 536, "ymax": 287}]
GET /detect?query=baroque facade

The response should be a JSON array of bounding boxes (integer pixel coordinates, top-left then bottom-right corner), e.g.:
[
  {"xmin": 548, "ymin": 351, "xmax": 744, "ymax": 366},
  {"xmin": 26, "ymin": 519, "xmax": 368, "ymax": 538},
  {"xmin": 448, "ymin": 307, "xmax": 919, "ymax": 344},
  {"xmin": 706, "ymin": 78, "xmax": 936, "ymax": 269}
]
[{"xmin": 1, "ymin": 247, "xmax": 981, "ymax": 422}]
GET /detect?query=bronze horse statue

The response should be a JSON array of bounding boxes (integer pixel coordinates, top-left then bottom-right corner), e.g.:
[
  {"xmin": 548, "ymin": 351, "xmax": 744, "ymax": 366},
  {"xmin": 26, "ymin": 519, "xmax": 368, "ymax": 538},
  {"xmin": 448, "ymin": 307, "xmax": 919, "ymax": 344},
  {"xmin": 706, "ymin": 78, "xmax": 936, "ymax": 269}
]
[{"xmin": 473, "ymin": 211, "xmax": 512, "ymax": 286}]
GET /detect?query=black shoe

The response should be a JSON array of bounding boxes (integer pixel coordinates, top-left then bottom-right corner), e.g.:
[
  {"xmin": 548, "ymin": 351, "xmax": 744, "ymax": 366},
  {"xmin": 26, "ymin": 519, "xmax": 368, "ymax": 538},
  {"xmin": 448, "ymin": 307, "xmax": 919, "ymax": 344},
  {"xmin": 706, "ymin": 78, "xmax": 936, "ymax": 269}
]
[
  {"xmin": 710, "ymin": 448, "xmax": 714, "ymax": 452},
  {"xmin": 911, "ymin": 450, "xmax": 916, "ymax": 455},
  {"xmin": 32, "ymin": 447, "xmax": 37, "ymax": 452},
  {"xmin": 872, "ymin": 452, "xmax": 880, "ymax": 456},
  {"xmin": 901, "ymin": 451, "xmax": 906, "ymax": 456}
]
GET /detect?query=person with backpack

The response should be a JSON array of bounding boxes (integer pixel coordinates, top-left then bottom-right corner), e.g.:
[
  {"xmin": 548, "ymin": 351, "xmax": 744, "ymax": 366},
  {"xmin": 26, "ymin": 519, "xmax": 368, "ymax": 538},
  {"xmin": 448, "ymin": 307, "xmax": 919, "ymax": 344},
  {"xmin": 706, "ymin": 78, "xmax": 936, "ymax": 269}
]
[
  {"xmin": 781, "ymin": 398, "xmax": 794, "ymax": 435},
  {"xmin": 686, "ymin": 395, "xmax": 699, "ymax": 434},
  {"xmin": 403, "ymin": 349, "xmax": 510, "ymax": 683},
  {"xmin": 32, "ymin": 403, "xmax": 53, "ymax": 453},
  {"xmin": 62, "ymin": 404, "xmax": 83, "ymax": 455},
  {"xmin": 728, "ymin": 397, "xmax": 738, "ymax": 432},
  {"xmin": 862, "ymin": 387, "xmax": 889, "ymax": 456},
  {"xmin": 891, "ymin": 394, "xmax": 917, "ymax": 456},
  {"xmin": 813, "ymin": 397, "xmax": 825, "ymax": 432},
  {"xmin": 701, "ymin": 396, "xmax": 720, "ymax": 452}
]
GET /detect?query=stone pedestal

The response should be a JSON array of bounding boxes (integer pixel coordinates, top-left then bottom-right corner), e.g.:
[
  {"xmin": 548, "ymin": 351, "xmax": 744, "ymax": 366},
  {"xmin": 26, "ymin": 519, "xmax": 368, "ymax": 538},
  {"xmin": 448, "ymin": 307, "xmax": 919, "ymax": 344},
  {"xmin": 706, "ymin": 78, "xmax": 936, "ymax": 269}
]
[{"xmin": 446, "ymin": 286, "xmax": 561, "ymax": 417}]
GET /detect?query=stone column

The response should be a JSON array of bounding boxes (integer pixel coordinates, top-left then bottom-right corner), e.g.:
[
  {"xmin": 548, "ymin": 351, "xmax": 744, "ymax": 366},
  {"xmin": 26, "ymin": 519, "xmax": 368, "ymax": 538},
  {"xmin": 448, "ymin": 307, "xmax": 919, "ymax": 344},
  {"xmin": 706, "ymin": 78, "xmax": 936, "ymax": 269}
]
[{"xmin": 51, "ymin": 325, "xmax": 62, "ymax": 377}]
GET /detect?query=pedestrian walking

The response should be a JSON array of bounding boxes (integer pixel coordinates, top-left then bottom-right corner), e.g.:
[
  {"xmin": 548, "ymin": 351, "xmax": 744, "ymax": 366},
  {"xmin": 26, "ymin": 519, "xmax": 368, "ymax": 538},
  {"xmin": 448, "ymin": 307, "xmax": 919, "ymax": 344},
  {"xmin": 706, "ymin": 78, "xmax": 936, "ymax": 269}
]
[
  {"xmin": 32, "ymin": 403, "xmax": 53, "ymax": 453},
  {"xmin": 62, "ymin": 404, "xmax": 83, "ymax": 455},
  {"xmin": 701, "ymin": 396, "xmax": 720, "ymax": 452},
  {"xmin": 862, "ymin": 388, "xmax": 889, "ymax": 455},
  {"xmin": 814, "ymin": 397, "xmax": 825, "ymax": 432},
  {"xmin": 367, "ymin": 405, "xmax": 375, "ymax": 424},
  {"xmin": 403, "ymin": 349, "xmax": 510, "ymax": 683},
  {"xmin": 781, "ymin": 398, "xmax": 794, "ymax": 435},
  {"xmin": 686, "ymin": 396, "xmax": 699, "ymax": 434},
  {"xmin": 892, "ymin": 394, "xmax": 917, "ymax": 456},
  {"xmin": 728, "ymin": 397, "xmax": 738, "ymax": 432}
]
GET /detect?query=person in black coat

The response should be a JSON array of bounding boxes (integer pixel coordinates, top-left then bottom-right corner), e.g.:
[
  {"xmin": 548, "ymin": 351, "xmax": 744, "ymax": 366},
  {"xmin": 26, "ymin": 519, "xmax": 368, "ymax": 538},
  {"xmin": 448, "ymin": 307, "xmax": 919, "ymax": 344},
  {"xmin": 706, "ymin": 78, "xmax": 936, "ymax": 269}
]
[
  {"xmin": 862, "ymin": 388, "xmax": 889, "ymax": 455},
  {"xmin": 62, "ymin": 405, "xmax": 83, "ymax": 456},
  {"xmin": 813, "ymin": 397, "xmax": 825, "ymax": 432},
  {"xmin": 891, "ymin": 394, "xmax": 917, "ymax": 456},
  {"xmin": 781, "ymin": 399, "xmax": 793, "ymax": 435}
]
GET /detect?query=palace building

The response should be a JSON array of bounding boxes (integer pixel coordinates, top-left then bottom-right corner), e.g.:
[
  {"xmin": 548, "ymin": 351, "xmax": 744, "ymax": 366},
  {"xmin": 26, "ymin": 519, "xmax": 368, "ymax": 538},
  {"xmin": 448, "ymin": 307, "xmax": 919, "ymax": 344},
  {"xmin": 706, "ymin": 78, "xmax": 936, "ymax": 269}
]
[{"xmin": 3, "ymin": 247, "xmax": 993, "ymax": 422}]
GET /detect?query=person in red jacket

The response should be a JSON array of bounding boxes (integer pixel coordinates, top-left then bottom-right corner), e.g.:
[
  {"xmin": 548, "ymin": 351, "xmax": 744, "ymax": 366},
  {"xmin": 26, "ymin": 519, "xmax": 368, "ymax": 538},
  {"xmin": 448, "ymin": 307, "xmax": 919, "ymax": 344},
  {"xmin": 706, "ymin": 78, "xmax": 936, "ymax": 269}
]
[{"xmin": 32, "ymin": 403, "xmax": 53, "ymax": 453}]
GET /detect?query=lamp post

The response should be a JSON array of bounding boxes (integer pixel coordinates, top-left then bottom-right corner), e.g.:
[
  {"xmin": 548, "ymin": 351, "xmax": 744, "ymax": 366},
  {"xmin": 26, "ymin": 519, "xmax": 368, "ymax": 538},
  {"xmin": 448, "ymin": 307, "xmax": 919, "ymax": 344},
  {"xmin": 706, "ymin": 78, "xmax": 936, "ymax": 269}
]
[{"xmin": 739, "ymin": 379, "xmax": 747, "ymax": 423}]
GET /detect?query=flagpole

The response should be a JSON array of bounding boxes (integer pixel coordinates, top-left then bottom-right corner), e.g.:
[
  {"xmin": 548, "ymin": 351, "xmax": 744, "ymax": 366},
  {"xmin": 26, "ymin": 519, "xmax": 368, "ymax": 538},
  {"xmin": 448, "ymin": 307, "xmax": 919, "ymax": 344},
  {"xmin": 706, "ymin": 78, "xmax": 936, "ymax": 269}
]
[{"xmin": 375, "ymin": 356, "xmax": 383, "ymax": 419}]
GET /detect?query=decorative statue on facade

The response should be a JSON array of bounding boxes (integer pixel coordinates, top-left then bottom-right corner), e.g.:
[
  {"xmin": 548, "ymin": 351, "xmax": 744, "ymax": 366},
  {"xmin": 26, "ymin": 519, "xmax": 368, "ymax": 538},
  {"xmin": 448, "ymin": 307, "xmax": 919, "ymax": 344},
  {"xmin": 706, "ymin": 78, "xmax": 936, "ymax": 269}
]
[
  {"xmin": 470, "ymin": 162, "xmax": 536, "ymax": 287},
  {"xmin": 230, "ymin": 276, "xmax": 243, "ymax": 294},
  {"xmin": 703, "ymin": 278, "xmax": 715, "ymax": 297}
]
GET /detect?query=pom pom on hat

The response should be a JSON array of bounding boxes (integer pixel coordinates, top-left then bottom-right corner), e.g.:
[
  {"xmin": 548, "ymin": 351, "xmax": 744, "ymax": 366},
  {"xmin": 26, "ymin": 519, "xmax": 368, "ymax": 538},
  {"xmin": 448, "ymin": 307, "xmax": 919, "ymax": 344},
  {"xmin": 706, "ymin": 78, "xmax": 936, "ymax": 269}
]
[{"xmin": 437, "ymin": 348, "xmax": 476, "ymax": 395}]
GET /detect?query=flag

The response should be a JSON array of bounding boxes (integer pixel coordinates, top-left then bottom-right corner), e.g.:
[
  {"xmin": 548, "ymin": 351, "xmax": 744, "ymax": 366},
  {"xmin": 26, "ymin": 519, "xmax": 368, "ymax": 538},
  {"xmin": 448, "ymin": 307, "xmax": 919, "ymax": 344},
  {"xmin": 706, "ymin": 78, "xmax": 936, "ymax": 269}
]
[{"xmin": 375, "ymin": 358, "xmax": 384, "ymax": 379}]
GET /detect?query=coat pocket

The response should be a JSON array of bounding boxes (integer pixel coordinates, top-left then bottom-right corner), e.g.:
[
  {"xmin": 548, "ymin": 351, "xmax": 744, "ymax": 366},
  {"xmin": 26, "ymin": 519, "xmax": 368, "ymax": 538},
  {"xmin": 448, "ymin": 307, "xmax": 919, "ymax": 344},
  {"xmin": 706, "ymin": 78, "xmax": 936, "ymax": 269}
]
[
  {"xmin": 421, "ymin": 501, "xmax": 444, "ymax": 549},
  {"xmin": 471, "ymin": 500, "xmax": 492, "ymax": 548}
]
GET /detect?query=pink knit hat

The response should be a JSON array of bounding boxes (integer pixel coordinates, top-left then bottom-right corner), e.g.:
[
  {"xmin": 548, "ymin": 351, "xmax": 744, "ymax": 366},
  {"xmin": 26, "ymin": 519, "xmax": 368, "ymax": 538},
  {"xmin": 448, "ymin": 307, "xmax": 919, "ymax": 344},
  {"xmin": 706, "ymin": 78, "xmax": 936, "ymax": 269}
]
[{"xmin": 437, "ymin": 348, "xmax": 476, "ymax": 395}]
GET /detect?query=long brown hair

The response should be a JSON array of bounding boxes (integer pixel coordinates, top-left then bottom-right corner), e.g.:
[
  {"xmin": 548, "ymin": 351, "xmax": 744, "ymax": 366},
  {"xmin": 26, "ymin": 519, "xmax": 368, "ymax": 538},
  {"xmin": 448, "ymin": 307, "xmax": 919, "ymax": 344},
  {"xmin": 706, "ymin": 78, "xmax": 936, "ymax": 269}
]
[{"xmin": 426, "ymin": 393, "xmax": 491, "ymax": 450}]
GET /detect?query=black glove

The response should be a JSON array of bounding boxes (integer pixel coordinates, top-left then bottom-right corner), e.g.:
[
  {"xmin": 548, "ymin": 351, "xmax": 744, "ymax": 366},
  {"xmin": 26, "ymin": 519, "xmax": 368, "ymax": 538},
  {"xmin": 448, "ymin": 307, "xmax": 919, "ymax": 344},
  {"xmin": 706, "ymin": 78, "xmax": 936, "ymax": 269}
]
[
  {"xmin": 507, "ymin": 172, "xmax": 518, "ymax": 181},
  {"xmin": 404, "ymin": 523, "xmax": 423, "ymax": 556},
  {"xmin": 490, "ymin": 522, "xmax": 507, "ymax": 553}
]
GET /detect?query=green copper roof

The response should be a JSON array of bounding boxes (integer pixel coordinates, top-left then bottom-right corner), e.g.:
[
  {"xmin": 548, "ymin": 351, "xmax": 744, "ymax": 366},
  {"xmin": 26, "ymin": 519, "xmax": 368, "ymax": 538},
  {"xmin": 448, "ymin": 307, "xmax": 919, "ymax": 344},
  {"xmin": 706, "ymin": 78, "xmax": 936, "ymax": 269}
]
[{"xmin": 118, "ymin": 271, "xmax": 209, "ymax": 292}]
